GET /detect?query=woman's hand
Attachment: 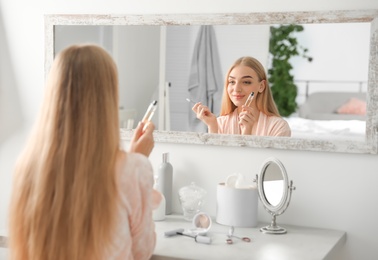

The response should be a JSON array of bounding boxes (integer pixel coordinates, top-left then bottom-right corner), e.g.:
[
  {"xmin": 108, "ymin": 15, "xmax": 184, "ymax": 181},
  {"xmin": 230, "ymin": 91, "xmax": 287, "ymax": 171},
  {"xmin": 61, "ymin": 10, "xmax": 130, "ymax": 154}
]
[
  {"xmin": 128, "ymin": 121, "xmax": 155, "ymax": 157},
  {"xmin": 238, "ymin": 105, "xmax": 258, "ymax": 135},
  {"xmin": 192, "ymin": 102, "xmax": 218, "ymax": 133}
]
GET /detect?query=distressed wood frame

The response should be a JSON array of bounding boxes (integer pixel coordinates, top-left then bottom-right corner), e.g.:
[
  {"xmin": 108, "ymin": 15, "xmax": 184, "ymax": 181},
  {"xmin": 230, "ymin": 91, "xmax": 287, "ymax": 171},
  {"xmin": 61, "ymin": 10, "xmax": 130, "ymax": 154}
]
[{"xmin": 45, "ymin": 10, "xmax": 378, "ymax": 154}]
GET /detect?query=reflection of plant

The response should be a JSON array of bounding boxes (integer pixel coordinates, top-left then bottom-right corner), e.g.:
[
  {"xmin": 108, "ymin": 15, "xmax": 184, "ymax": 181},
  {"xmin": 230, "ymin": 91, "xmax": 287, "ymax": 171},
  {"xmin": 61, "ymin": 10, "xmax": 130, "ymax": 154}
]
[{"xmin": 268, "ymin": 24, "xmax": 312, "ymax": 117}]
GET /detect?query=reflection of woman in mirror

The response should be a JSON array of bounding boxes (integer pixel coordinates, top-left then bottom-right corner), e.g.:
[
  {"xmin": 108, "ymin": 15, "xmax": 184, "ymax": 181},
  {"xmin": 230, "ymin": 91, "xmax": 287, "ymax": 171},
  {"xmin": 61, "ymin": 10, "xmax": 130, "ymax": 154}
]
[
  {"xmin": 8, "ymin": 44, "xmax": 161, "ymax": 260},
  {"xmin": 191, "ymin": 56, "xmax": 291, "ymax": 136}
]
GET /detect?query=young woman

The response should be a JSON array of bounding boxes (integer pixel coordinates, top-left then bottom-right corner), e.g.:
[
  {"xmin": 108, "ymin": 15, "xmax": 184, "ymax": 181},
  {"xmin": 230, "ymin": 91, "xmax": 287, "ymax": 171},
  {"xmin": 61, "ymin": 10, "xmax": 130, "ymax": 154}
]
[
  {"xmin": 192, "ymin": 56, "xmax": 291, "ymax": 136},
  {"xmin": 8, "ymin": 44, "xmax": 160, "ymax": 260}
]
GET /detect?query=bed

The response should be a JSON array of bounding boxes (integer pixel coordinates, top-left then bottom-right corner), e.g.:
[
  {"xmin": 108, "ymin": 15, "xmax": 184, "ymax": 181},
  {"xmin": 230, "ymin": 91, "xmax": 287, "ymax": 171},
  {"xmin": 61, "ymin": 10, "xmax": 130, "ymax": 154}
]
[
  {"xmin": 286, "ymin": 91, "xmax": 367, "ymax": 141},
  {"xmin": 297, "ymin": 91, "xmax": 366, "ymax": 121},
  {"xmin": 284, "ymin": 116, "xmax": 366, "ymax": 141}
]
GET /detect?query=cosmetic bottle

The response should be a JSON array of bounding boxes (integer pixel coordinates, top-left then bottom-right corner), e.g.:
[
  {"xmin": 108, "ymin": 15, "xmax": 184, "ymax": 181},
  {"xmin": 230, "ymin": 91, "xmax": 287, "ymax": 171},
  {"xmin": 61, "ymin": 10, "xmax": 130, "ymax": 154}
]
[
  {"xmin": 153, "ymin": 177, "xmax": 166, "ymax": 221},
  {"xmin": 158, "ymin": 152, "xmax": 173, "ymax": 215}
]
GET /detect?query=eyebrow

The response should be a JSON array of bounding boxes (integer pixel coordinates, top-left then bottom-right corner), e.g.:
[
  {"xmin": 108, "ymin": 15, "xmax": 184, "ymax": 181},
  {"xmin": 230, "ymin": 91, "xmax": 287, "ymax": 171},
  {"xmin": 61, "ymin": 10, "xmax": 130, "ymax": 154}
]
[{"xmin": 228, "ymin": 75, "xmax": 253, "ymax": 79}]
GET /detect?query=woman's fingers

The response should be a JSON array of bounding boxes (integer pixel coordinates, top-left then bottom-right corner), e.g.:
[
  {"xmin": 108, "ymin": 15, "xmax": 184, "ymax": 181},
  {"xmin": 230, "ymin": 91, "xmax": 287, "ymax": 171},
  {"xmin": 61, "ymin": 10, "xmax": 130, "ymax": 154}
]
[
  {"xmin": 143, "ymin": 121, "xmax": 155, "ymax": 134},
  {"xmin": 239, "ymin": 108, "xmax": 255, "ymax": 124},
  {"xmin": 198, "ymin": 106, "xmax": 210, "ymax": 119},
  {"xmin": 132, "ymin": 121, "xmax": 144, "ymax": 141},
  {"xmin": 192, "ymin": 102, "xmax": 202, "ymax": 113},
  {"xmin": 129, "ymin": 121, "xmax": 155, "ymax": 157},
  {"xmin": 193, "ymin": 103, "xmax": 208, "ymax": 118}
]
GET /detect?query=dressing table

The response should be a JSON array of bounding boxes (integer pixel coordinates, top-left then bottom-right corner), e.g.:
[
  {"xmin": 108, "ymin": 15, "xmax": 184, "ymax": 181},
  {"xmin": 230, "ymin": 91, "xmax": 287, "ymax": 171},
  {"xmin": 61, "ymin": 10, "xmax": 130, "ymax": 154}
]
[
  {"xmin": 0, "ymin": 216, "xmax": 347, "ymax": 260},
  {"xmin": 152, "ymin": 214, "xmax": 346, "ymax": 260},
  {"xmin": 152, "ymin": 158, "xmax": 345, "ymax": 259}
]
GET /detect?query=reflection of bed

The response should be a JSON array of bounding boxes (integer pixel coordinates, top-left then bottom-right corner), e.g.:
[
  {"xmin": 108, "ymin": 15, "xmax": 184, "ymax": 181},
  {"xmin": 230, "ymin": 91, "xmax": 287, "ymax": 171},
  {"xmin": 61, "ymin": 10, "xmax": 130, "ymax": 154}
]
[
  {"xmin": 285, "ymin": 117, "xmax": 366, "ymax": 141},
  {"xmin": 298, "ymin": 92, "xmax": 366, "ymax": 121}
]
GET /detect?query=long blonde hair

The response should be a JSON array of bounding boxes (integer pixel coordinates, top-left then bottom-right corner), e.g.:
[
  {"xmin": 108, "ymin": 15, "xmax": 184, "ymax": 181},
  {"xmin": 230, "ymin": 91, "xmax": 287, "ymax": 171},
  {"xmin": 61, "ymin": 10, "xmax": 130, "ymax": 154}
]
[
  {"xmin": 220, "ymin": 56, "xmax": 280, "ymax": 117},
  {"xmin": 9, "ymin": 44, "xmax": 120, "ymax": 260}
]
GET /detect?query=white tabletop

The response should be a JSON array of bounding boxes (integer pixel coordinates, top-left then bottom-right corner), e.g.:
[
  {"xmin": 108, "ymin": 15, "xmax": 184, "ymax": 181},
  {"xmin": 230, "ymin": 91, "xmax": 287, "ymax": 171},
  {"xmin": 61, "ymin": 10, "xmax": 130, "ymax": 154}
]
[{"xmin": 152, "ymin": 214, "xmax": 346, "ymax": 260}]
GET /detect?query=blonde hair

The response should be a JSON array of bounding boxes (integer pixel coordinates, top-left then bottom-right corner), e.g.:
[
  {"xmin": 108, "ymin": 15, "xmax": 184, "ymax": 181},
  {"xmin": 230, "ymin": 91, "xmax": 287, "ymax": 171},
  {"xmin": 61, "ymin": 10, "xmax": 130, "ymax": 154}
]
[
  {"xmin": 9, "ymin": 44, "xmax": 120, "ymax": 260},
  {"xmin": 220, "ymin": 56, "xmax": 280, "ymax": 117}
]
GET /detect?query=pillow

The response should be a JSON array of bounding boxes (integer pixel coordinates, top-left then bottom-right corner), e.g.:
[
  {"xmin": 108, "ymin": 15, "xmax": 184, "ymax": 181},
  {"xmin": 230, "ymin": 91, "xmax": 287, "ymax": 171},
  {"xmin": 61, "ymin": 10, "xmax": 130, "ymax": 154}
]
[{"xmin": 336, "ymin": 98, "xmax": 366, "ymax": 115}]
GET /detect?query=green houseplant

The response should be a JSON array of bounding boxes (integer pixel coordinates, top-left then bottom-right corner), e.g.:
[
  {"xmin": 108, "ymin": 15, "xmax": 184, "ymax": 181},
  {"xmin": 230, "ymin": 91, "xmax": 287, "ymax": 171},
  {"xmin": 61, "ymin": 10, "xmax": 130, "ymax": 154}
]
[{"xmin": 268, "ymin": 24, "xmax": 312, "ymax": 117}]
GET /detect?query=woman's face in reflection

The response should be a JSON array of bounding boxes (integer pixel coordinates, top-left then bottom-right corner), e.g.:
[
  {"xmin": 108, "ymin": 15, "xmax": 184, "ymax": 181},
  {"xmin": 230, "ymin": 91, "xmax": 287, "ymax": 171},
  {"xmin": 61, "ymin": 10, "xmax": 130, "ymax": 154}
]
[{"xmin": 227, "ymin": 65, "xmax": 261, "ymax": 108}]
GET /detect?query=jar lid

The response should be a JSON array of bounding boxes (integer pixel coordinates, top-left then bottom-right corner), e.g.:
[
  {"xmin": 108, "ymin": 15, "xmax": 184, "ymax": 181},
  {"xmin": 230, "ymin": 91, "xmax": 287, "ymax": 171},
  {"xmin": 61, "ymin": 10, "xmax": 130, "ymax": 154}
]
[{"xmin": 179, "ymin": 182, "xmax": 206, "ymax": 198}]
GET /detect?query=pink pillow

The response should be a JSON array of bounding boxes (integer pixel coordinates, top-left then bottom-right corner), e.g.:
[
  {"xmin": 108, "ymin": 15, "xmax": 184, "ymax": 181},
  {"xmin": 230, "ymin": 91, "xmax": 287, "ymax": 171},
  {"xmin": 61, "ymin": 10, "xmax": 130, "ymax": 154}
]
[{"xmin": 336, "ymin": 98, "xmax": 366, "ymax": 115}]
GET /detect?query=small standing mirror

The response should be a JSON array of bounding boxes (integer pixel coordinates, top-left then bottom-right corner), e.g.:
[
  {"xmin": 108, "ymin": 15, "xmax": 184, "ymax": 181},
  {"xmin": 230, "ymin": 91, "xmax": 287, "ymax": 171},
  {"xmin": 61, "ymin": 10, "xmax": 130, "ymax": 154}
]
[{"xmin": 257, "ymin": 157, "xmax": 295, "ymax": 234}]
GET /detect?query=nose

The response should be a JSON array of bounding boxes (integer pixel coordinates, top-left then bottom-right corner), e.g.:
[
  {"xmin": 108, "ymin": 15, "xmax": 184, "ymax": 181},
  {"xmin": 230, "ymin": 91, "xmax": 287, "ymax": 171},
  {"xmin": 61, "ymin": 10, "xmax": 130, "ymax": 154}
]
[{"xmin": 234, "ymin": 82, "xmax": 242, "ymax": 92}]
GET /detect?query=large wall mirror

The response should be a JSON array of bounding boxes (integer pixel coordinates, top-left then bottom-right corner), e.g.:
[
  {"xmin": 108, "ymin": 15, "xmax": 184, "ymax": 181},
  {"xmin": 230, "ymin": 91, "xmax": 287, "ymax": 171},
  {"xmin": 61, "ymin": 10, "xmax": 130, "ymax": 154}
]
[{"xmin": 45, "ymin": 10, "xmax": 378, "ymax": 154}]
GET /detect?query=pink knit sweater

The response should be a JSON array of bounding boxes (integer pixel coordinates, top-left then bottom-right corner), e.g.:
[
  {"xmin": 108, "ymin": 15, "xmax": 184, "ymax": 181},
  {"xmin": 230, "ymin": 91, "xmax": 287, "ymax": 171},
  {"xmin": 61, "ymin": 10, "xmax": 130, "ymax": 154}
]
[
  {"xmin": 108, "ymin": 152, "xmax": 161, "ymax": 260},
  {"xmin": 217, "ymin": 110, "xmax": 291, "ymax": 137}
]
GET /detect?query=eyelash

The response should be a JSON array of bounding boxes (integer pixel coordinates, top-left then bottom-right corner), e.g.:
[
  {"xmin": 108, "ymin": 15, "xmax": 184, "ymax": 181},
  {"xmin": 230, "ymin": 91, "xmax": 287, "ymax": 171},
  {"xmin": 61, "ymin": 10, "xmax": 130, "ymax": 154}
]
[{"xmin": 228, "ymin": 81, "xmax": 252, "ymax": 85}]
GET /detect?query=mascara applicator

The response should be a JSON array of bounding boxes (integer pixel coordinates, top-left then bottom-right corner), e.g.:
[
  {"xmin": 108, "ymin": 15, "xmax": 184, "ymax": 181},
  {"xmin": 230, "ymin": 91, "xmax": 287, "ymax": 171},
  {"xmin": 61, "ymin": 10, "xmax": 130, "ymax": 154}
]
[
  {"xmin": 142, "ymin": 100, "xmax": 158, "ymax": 123},
  {"xmin": 141, "ymin": 100, "xmax": 158, "ymax": 131},
  {"xmin": 186, "ymin": 98, "xmax": 197, "ymax": 105},
  {"xmin": 244, "ymin": 92, "xmax": 255, "ymax": 106}
]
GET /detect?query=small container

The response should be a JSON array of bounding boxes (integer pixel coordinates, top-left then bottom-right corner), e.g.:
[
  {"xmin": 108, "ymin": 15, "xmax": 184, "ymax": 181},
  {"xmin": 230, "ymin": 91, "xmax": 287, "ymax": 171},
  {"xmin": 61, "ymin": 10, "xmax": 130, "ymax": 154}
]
[
  {"xmin": 178, "ymin": 182, "xmax": 206, "ymax": 221},
  {"xmin": 216, "ymin": 182, "xmax": 258, "ymax": 227},
  {"xmin": 188, "ymin": 212, "xmax": 212, "ymax": 235}
]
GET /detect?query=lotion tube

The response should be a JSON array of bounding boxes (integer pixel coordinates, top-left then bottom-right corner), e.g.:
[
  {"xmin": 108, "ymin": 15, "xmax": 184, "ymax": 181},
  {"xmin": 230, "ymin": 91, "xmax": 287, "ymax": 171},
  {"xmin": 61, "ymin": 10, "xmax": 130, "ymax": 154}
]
[
  {"xmin": 158, "ymin": 152, "xmax": 173, "ymax": 215},
  {"xmin": 152, "ymin": 176, "xmax": 166, "ymax": 221}
]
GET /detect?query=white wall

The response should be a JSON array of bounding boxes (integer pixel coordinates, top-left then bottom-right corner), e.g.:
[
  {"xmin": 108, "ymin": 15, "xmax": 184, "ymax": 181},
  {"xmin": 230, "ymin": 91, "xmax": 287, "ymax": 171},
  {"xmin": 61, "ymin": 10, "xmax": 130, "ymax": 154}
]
[
  {"xmin": 292, "ymin": 23, "xmax": 371, "ymax": 82},
  {"xmin": 1, "ymin": 1, "xmax": 378, "ymax": 259},
  {"xmin": 292, "ymin": 22, "xmax": 371, "ymax": 103}
]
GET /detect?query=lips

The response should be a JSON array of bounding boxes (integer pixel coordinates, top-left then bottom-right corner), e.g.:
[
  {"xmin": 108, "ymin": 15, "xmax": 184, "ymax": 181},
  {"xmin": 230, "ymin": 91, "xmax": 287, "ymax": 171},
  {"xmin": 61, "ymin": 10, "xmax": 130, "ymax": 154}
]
[{"xmin": 233, "ymin": 95, "xmax": 245, "ymax": 100}]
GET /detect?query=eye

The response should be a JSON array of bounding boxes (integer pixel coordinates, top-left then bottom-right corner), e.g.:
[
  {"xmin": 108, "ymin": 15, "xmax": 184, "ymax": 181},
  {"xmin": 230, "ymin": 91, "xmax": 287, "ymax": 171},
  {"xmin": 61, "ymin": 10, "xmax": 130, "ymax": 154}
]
[
  {"xmin": 243, "ymin": 81, "xmax": 252, "ymax": 85},
  {"xmin": 228, "ymin": 80, "xmax": 236, "ymax": 85}
]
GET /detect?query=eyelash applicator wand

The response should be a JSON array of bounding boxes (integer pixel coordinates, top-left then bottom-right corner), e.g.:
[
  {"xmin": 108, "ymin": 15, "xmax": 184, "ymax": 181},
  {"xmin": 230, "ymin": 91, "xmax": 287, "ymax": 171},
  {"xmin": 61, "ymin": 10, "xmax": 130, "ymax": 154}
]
[
  {"xmin": 142, "ymin": 100, "xmax": 158, "ymax": 123},
  {"xmin": 244, "ymin": 92, "xmax": 254, "ymax": 106},
  {"xmin": 141, "ymin": 100, "xmax": 158, "ymax": 130},
  {"xmin": 186, "ymin": 98, "xmax": 197, "ymax": 105}
]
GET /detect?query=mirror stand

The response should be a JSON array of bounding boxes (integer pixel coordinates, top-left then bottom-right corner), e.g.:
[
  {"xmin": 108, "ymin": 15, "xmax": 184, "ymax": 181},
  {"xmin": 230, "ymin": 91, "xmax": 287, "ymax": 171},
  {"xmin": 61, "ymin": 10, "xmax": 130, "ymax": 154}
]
[
  {"xmin": 260, "ymin": 180, "xmax": 295, "ymax": 234},
  {"xmin": 261, "ymin": 215, "xmax": 285, "ymax": 234},
  {"xmin": 257, "ymin": 157, "xmax": 296, "ymax": 234}
]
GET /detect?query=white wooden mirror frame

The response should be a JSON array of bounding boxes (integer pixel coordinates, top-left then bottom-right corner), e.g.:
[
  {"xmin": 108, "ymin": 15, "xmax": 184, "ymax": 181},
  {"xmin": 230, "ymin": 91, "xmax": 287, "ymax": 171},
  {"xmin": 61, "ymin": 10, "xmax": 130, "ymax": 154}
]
[{"xmin": 45, "ymin": 10, "xmax": 378, "ymax": 154}]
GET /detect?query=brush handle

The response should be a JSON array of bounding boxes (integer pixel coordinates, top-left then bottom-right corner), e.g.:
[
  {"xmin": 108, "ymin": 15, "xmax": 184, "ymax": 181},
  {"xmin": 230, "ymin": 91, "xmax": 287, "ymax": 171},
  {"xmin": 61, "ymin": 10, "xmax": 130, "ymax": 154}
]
[
  {"xmin": 194, "ymin": 235, "xmax": 212, "ymax": 244},
  {"xmin": 177, "ymin": 232, "xmax": 212, "ymax": 244},
  {"xmin": 164, "ymin": 228, "xmax": 185, "ymax": 237},
  {"xmin": 186, "ymin": 98, "xmax": 197, "ymax": 105}
]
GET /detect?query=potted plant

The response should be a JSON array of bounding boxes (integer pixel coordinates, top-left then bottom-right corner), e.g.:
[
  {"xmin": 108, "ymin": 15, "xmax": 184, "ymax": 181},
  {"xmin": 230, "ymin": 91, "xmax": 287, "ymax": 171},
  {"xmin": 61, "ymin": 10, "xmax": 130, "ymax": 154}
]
[{"xmin": 268, "ymin": 24, "xmax": 312, "ymax": 117}]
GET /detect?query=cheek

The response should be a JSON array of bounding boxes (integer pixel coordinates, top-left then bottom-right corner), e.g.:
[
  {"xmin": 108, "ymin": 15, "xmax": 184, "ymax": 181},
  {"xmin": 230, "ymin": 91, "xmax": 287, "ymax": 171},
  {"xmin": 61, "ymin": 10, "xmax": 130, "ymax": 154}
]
[
  {"xmin": 248, "ymin": 83, "xmax": 259, "ymax": 92},
  {"xmin": 227, "ymin": 85, "xmax": 233, "ymax": 95}
]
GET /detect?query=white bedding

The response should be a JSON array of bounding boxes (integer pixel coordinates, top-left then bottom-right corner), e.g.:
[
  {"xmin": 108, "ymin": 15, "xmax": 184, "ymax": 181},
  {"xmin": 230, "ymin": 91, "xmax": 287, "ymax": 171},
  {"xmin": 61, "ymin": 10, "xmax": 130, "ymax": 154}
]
[{"xmin": 284, "ymin": 117, "xmax": 366, "ymax": 141}]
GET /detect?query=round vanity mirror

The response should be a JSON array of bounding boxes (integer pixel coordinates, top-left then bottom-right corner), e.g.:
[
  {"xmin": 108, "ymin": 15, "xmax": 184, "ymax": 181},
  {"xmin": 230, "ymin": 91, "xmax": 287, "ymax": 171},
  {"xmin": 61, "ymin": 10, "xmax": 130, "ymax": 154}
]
[
  {"xmin": 262, "ymin": 162, "xmax": 285, "ymax": 207},
  {"xmin": 257, "ymin": 157, "xmax": 295, "ymax": 234}
]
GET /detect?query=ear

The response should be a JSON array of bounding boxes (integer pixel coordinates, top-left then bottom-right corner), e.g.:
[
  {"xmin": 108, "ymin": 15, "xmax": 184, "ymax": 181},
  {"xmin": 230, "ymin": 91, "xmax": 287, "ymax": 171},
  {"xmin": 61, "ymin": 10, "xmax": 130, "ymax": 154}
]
[{"xmin": 258, "ymin": 80, "xmax": 266, "ymax": 93}]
